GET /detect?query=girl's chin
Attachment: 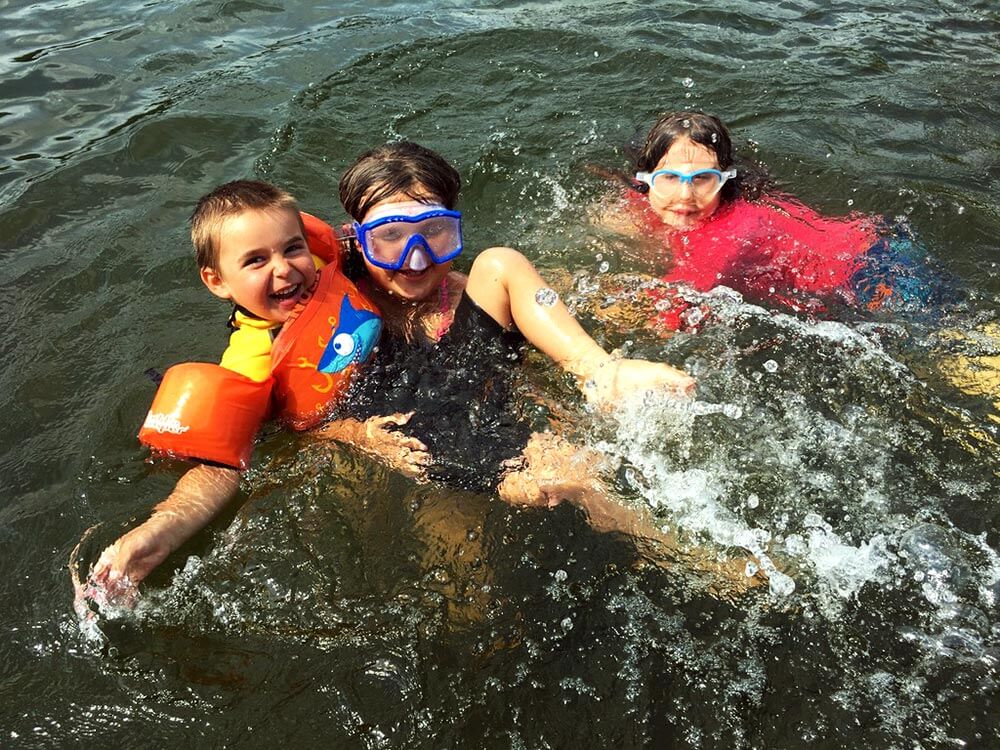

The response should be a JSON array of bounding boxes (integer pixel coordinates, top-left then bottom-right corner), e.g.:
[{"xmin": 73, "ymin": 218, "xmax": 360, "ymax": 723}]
[{"xmin": 662, "ymin": 210, "xmax": 705, "ymax": 229}]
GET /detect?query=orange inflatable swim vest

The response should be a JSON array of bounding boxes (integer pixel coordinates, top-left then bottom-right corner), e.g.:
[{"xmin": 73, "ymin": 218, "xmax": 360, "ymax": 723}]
[{"xmin": 138, "ymin": 214, "xmax": 381, "ymax": 469}]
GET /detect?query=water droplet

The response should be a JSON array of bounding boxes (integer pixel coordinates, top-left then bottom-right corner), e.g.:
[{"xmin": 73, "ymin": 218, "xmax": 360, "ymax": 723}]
[
  {"xmin": 681, "ymin": 77, "xmax": 694, "ymax": 88},
  {"xmin": 722, "ymin": 404, "xmax": 743, "ymax": 419},
  {"xmin": 847, "ymin": 199, "xmax": 854, "ymax": 206},
  {"xmin": 763, "ymin": 359, "xmax": 779, "ymax": 373},
  {"xmin": 560, "ymin": 617, "xmax": 574, "ymax": 631},
  {"xmin": 803, "ymin": 513, "xmax": 826, "ymax": 528},
  {"xmin": 598, "ymin": 261, "xmax": 610, "ymax": 273},
  {"xmin": 681, "ymin": 306, "xmax": 704, "ymax": 327},
  {"xmin": 554, "ymin": 569, "xmax": 568, "ymax": 582},
  {"xmin": 682, "ymin": 118, "xmax": 691, "ymax": 128},
  {"xmin": 535, "ymin": 287, "xmax": 559, "ymax": 307},
  {"xmin": 746, "ymin": 493, "xmax": 760, "ymax": 509},
  {"xmin": 768, "ymin": 571, "xmax": 796, "ymax": 596},
  {"xmin": 745, "ymin": 561, "xmax": 759, "ymax": 577}
]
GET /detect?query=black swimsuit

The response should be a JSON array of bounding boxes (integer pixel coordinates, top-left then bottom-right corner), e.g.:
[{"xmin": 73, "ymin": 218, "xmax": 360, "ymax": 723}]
[{"xmin": 340, "ymin": 293, "xmax": 532, "ymax": 492}]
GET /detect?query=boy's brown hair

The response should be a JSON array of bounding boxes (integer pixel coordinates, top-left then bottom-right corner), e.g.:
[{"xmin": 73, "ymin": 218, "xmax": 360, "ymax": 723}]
[{"xmin": 191, "ymin": 180, "xmax": 301, "ymax": 270}]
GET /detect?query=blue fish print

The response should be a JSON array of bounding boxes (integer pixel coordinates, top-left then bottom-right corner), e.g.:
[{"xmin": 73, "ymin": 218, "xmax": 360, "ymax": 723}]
[{"xmin": 317, "ymin": 294, "xmax": 382, "ymax": 374}]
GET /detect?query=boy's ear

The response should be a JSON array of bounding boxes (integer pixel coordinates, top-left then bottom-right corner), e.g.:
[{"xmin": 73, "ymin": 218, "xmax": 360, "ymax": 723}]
[{"xmin": 200, "ymin": 266, "xmax": 232, "ymax": 301}]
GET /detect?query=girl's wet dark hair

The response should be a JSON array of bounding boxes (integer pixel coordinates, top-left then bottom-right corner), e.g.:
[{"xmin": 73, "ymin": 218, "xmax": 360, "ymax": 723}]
[
  {"xmin": 636, "ymin": 111, "xmax": 735, "ymax": 173},
  {"xmin": 339, "ymin": 141, "xmax": 461, "ymax": 221},
  {"xmin": 630, "ymin": 110, "xmax": 771, "ymax": 203}
]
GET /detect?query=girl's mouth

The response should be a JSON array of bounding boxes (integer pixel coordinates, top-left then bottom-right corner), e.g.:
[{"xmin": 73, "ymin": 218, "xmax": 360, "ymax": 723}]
[{"xmin": 395, "ymin": 267, "xmax": 431, "ymax": 280}]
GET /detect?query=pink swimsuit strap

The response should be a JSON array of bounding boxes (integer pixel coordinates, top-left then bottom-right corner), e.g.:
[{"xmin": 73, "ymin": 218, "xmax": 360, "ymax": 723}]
[{"xmin": 434, "ymin": 276, "xmax": 452, "ymax": 340}]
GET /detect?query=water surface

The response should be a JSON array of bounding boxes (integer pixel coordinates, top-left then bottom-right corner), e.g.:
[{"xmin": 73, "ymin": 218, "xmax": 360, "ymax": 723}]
[{"xmin": 2, "ymin": 1, "xmax": 999, "ymax": 747}]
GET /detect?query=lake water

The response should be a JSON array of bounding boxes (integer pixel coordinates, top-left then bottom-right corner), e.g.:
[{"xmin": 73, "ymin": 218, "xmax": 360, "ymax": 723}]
[{"xmin": 2, "ymin": 0, "xmax": 999, "ymax": 747}]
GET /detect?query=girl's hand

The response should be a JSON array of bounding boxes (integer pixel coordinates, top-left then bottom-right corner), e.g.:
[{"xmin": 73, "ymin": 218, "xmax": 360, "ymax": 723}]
[
  {"xmin": 318, "ymin": 413, "xmax": 432, "ymax": 481},
  {"xmin": 586, "ymin": 358, "xmax": 695, "ymax": 404}
]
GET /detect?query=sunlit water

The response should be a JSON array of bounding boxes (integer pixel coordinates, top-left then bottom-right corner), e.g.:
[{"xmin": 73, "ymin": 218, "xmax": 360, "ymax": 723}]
[{"xmin": 2, "ymin": 1, "xmax": 998, "ymax": 747}]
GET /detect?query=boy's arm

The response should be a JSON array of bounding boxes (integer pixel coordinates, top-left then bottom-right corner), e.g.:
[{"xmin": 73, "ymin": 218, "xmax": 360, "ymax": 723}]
[{"xmin": 89, "ymin": 464, "xmax": 240, "ymax": 597}]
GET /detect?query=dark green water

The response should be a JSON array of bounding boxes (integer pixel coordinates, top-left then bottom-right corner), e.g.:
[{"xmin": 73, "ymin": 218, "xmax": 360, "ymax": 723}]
[{"xmin": 2, "ymin": 1, "xmax": 999, "ymax": 747}]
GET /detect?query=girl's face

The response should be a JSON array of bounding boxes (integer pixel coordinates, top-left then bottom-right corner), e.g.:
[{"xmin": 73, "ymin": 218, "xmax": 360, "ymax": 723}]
[
  {"xmin": 648, "ymin": 137, "xmax": 723, "ymax": 230},
  {"xmin": 357, "ymin": 190, "xmax": 453, "ymax": 303}
]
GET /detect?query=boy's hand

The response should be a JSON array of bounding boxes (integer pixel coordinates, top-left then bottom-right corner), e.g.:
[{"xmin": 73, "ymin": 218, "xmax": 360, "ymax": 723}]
[
  {"xmin": 586, "ymin": 358, "xmax": 695, "ymax": 404},
  {"xmin": 362, "ymin": 413, "xmax": 432, "ymax": 481},
  {"xmin": 78, "ymin": 522, "xmax": 174, "ymax": 610}
]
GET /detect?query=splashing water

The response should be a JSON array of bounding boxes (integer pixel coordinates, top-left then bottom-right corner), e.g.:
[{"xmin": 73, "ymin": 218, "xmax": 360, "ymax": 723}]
[{"xmin": 584, "ymin": 281, "xmax": 1000, "ymax": 625}]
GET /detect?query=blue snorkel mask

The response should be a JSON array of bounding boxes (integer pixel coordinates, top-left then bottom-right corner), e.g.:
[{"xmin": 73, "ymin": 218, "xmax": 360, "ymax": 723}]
[{"xmin": 354, "ymin": 202, "xmax": 464, "ymax": 271}]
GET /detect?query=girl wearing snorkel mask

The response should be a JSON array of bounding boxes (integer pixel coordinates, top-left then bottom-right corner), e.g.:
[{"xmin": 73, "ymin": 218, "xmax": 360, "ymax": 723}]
[
  {"xmin": 610, "ymin": 110, "xmax": 953, "ymax": 321},
  {"xmin": 322, "ymin": 141, "xmax": 693, "ymax": 494},
  {"xmin": 314, "ymin": 143, "xmax": 768, "ymax": 593}
]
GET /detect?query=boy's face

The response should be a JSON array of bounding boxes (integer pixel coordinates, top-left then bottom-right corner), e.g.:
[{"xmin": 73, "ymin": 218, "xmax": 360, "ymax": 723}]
[{"xmin": 200, "ymin": 207, "xmax": 316, "ymax": 323}]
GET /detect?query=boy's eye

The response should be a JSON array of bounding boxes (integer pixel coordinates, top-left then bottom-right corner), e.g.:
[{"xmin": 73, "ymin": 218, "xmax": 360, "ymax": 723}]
[
  {"xmin": 285, "ymin": 242, "xmax": 307, "ymax": 255},
  {"xmin": 243, "ymin": 255, "xmax": 266, "ymax": 268}
]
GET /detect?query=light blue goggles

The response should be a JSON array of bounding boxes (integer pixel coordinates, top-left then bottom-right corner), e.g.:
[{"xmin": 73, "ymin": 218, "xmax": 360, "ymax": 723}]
[
  {"xmin": 354, "ymin": 208, "xmax": 463, "ymax": 271},
  {"xmin": 635, "ymin": 168, "xmax": 737, "ymax": 198}
]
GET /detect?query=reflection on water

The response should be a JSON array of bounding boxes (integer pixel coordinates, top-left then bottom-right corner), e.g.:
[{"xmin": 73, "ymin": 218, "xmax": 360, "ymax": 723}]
[{"xmin": 2, "ymin": 0, "xmax": 999, "ymax": 747}]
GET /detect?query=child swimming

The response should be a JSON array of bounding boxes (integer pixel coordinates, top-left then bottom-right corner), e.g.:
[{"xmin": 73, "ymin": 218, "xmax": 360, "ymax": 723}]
[
  {"xmin": 80, "ymin": 181, "xmax": 382, "ymax": 604},
  {"xmin": 320, "ymin": 141, "xmax": 694, "ymax": 506},
  {"xmin": 318, "ymin": 142, "xmax": 764, "ymax": 596},
  {"xmin": 599, "ymin": 110, "xmax": 952, "ymax": 324}
]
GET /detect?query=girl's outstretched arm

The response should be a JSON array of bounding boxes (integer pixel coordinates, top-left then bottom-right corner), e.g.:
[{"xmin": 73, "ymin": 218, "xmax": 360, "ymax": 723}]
[{"xmin": 464, "ymin": 246, "xmax": 695, "ymax": 401}]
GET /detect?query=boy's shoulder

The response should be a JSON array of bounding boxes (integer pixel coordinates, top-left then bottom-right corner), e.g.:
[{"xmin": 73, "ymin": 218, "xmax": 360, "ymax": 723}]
[{"xmin": 220, "ymin": 314, "xmax": 276, "ymax": 382}]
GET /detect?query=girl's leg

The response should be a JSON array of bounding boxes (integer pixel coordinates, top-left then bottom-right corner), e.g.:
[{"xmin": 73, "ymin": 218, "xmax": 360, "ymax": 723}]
[{"xmin": 497, "ymin": 432, "xmax": 765, "ymax": 601}]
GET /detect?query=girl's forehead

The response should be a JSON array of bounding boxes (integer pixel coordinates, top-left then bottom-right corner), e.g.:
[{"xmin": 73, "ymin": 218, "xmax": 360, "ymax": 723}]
[
  {"xmin": 363, "ymin": 199, "xmax": 445, "ymax": 223},
  {"xmin": 657, "ymin": 137, "xmax": 719, "ymax": 168},
  {"xmin": 362, "ymin": 186, "xmax": 441, "ymax": 219}
]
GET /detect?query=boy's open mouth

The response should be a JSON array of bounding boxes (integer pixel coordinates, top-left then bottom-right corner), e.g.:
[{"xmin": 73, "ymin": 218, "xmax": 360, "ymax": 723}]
[{"xmin": 270, "ymin": 283, "xmax": 301, "ymax": 301}]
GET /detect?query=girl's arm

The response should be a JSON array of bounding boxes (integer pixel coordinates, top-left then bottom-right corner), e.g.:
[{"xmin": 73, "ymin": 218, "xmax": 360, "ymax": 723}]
[
  {"xmin": 314, "ymin": 414, "xmax": 431, "ymax": 481},
  {"xmin": 464, "ymin": 247, "xmax": 695, "ymax": 401}
]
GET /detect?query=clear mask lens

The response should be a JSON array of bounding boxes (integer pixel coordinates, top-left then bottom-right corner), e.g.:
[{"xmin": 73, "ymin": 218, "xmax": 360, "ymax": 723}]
[
  {"xmin": 651, "ymin": 170, "xmax": 725, "ymax": 198},
  {"xmin": 361, "ymin": 213, "xmax": 462, "ymax": 268}
]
